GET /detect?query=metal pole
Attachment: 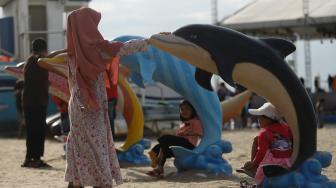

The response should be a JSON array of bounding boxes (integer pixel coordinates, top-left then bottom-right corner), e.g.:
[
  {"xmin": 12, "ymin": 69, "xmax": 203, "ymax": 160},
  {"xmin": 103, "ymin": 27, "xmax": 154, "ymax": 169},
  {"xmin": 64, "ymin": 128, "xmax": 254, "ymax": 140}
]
[
  {"xmin": 303, "ymin": 0, "xmax": 312, "ymax": 89},
  {"xmin": 292, "ymin": 33, "xmax": 300, "ymax": 74},
  {"xmin": 304, "ymin": 39, "xmax": 312, "ymax": 89},
  {"xmin": 211, "ymin": 0, "xmax": 218, "ymax": 25}
]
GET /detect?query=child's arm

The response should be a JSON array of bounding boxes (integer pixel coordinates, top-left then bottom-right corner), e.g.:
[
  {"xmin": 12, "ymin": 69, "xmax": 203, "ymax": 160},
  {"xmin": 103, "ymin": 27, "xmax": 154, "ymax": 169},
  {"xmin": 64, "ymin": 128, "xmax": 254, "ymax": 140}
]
[
  {"xmin": 190, "ymin": 119, "xmax": 203, "ymax": 137},
  {"xmin": 252, "ymin": 131, "xmax": 270, "ymax": 166},
  {"xmin": 177, "ymin": 119, "xmax": 203, "ymax": 137}
]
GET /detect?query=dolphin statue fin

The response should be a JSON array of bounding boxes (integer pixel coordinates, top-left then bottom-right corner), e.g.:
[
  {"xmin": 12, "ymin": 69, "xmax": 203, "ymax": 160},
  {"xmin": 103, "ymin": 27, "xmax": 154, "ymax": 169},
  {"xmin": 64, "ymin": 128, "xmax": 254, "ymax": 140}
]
[
  {"xmin": 260, "ymin": 38, "xmax": 296, "ymax": 58},
  {"xmin": 170, "ymin": 146, "xmax": 197, "ymax": 158},
  {"xmin": 130, "ymin": 72, "xmax": 145, "ymax": 88},
  {"xmin": 195, "ymin": 68, "xmax": 213, "ymax": 91},
  {"xmin": 137, "ymin": 55, "xmax": 156, "ymax": 85}
]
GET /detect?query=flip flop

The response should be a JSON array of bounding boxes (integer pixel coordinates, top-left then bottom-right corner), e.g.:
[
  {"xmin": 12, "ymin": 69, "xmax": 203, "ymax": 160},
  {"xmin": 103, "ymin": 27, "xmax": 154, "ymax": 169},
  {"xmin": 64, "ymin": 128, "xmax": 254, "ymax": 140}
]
[
  {"xmin": 36, "ymin": 160, "xmax": 52, "ymax": 168},
  {"xmin": 21, "ymin": 159, "xmax": 52, "ymax": 169},
  {"xmin": 21, "ymin": 159, "xmax": 34, "ymax": 168},
  {"xmin": 146, "ymin": 169, "xmax": 164, "ymax": 178},
  {"xmin": 236, "ymin": 168, "xmax": 256, "ymax": 178}
]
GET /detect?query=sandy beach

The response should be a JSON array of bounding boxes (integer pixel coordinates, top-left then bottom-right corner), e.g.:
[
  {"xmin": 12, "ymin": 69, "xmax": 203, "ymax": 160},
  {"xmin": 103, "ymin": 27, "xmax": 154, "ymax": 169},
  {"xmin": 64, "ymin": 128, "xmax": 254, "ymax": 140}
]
[{"xmin": 0, "ymin": 125, "xmax": 335, "ymax": 188}]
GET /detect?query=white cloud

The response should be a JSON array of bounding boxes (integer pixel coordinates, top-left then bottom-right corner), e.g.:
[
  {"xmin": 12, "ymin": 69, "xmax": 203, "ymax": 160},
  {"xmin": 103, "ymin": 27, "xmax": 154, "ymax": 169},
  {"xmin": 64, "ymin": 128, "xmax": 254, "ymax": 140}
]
[
  {"xmin": 89, "ymin": 0, "xmax": 257, "ymax": 38},
  {"xmin": 90, "ymin": 0, "xmax": 217, "ymax": 37}
]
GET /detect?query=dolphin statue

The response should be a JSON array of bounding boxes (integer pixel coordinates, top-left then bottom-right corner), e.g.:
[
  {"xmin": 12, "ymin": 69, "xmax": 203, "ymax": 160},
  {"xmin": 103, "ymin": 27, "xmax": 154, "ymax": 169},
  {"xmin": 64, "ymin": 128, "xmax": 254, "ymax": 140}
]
[
  {"xmin": 149, "ymin": 24, "xmax": 336, "ymax": 186},
  {"xmin": 113, "ymin": 35, "xmax": 239, "ymax": 174},
  {"xmin": 149, "ymin": 24, "xmax": 315, "ymax": 170}
]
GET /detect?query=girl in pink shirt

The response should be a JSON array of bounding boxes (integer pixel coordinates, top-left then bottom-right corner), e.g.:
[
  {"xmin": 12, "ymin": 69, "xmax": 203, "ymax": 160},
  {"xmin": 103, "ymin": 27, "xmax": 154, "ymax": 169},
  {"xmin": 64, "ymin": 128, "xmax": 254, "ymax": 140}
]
[{"xmin": 147, "ymin": 100, "xmax": 203, "ymax": 177}]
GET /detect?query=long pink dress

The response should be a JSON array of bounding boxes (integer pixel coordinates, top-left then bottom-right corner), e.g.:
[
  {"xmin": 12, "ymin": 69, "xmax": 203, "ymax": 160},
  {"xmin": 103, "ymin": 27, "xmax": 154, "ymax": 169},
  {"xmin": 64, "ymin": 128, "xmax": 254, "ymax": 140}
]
[{"xmin": 65, "ymin": 59, "xmax": 122, "ymax": 187}]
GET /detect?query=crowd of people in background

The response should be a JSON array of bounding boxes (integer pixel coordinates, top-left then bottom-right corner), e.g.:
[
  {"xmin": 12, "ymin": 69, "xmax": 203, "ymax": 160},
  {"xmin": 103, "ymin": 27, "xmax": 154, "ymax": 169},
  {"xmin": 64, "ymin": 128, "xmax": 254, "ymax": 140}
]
[{"xmin": 215, "ymin": 73, "xmax": 336, "ymax": 130}]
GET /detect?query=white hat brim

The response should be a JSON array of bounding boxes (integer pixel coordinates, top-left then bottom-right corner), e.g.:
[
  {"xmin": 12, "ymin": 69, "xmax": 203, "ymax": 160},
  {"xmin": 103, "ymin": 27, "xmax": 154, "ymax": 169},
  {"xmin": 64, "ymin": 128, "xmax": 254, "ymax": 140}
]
[{"xmin": 248, "ymin": 109, "xmax": 264, "ymax": 116}]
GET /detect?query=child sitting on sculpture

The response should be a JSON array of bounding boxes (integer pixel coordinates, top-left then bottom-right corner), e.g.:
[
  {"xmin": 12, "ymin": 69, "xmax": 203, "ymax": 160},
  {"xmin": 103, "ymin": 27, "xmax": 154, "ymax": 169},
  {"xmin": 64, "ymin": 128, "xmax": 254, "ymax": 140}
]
[
  {"xmin": 147, "ymin": 100, "xmax": 203, "ymax": 177},
  {"xmin": 237, "ymin": 102, "xmax": 293, "ymax": 186}
]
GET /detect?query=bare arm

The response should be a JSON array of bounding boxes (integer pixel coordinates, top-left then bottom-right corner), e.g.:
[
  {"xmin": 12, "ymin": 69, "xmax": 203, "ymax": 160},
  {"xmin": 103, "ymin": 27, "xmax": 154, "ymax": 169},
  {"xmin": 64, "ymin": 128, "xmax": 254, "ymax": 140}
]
[
  {"xmin": 100, "ymin": 39, "xmax": 148, "ymax": 59},
  {"xmin": 116, "ymin": 39, "xmax": 148, "ymax": 57},
  {"xmin": 100, "ymin": 41, "xmax": 124, "ymax": 60}
]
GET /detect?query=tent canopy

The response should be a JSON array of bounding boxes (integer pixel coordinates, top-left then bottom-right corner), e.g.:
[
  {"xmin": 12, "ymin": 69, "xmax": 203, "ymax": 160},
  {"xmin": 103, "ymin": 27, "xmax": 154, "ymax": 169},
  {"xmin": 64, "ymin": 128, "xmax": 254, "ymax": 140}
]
[
  {"xmin": 0, "ymin": 0, "xmax": 10, "ymax": 6},
  {"xmin": 219, "ymin": 0, "xmax": 336, "ymax": 39}
]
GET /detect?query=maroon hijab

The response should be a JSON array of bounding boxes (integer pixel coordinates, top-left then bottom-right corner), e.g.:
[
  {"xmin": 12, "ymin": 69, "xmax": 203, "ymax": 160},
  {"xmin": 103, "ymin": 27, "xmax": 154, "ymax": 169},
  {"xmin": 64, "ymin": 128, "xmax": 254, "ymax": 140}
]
[{"xmin": 67, "ymin": 7, "xmax": 123, "ymax": 108}]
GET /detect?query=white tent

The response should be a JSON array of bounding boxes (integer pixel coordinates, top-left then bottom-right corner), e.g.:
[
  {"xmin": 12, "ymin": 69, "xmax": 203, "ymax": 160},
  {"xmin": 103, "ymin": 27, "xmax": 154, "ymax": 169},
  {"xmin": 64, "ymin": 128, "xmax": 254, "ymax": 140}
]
[
  {"xmin": 220, "ymin": 0, "xmax": 336, "ymax": 39},
  {"xmin": 219, "ymin": 0, "xmax": 336, "ymax": 88}
]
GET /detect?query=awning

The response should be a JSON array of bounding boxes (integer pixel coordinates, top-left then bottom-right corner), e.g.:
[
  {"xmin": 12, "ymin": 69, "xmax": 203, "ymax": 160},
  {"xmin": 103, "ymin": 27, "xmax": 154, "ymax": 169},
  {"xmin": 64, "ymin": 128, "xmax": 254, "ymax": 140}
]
[{"xmin": 219, "ymin": 0, "xmax": 336, "ymax": 39}]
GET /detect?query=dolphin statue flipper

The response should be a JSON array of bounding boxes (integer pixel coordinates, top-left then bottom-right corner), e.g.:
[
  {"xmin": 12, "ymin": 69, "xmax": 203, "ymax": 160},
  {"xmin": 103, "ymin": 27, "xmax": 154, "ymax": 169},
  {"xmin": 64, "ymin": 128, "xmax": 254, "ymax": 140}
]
[
  {"xmin": 171, "ymin": 146, "xmax": 198, "ymax": 158},
  {"xmin": 195, "ymin": 68, "xmax": 213, "ymax": 90},
  {"xmin": 260, "ymin": 38, "xmax": 296, "ymax": 58}
]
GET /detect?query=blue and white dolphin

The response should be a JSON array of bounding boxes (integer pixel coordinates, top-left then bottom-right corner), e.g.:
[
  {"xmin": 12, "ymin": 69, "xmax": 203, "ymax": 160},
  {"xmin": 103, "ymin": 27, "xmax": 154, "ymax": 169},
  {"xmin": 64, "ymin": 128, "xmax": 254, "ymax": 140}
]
[
  {"xmin": 149, "ymin": 25, "xmax": 336, "ymax": 186},
  {"xmin": 113, "ymin": 35, "xmax": 234, "ymax": 174},
  {"xmin": 149, "ymin": 24, "xmax": 315, "ymax": 171}
]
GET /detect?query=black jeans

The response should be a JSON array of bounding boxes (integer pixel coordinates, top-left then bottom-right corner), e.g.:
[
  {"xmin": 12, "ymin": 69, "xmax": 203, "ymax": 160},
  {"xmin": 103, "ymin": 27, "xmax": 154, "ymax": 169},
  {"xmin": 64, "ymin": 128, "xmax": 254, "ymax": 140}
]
[
  {"xmin": 24, "ymin": 105, "xmax": 47, "ymax": 160},
  {"xmin": 151, "ymin": 135, "xmax": 195, "ymax": 166}
]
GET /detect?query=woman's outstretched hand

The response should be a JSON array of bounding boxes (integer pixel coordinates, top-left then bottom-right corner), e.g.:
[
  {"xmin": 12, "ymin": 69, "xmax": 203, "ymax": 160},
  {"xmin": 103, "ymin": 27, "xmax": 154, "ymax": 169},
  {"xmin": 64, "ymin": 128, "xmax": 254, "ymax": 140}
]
[{"xmin": 117, "ymin": 39, "xmax": 148, "ymax": 57}]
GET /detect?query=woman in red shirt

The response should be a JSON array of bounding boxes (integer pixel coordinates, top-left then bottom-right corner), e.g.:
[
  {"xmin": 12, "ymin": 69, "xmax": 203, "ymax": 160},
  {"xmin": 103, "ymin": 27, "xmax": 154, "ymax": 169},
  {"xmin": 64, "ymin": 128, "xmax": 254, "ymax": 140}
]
[
  {"xmin": 238, "ymin": 102, "xmax": 293, "ymax": 186},
  {"xmin": 147, "ymin": 100, "xmax": 203, "ymax": 177}
]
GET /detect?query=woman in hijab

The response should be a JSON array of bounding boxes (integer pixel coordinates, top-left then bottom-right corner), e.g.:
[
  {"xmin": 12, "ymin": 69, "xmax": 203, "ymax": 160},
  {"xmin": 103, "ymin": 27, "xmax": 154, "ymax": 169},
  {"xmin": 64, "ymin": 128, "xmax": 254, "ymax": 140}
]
[{"xmin": 39, "ymin": 7, "xmax": 147, "ymax": 188}]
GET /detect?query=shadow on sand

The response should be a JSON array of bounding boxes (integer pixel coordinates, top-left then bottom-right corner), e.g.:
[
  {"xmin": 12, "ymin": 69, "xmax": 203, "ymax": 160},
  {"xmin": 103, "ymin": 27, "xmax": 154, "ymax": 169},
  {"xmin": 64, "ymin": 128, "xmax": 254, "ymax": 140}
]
[{"xmin": 123, "ymin": 166, "xmax": 253, "ymax": 185}]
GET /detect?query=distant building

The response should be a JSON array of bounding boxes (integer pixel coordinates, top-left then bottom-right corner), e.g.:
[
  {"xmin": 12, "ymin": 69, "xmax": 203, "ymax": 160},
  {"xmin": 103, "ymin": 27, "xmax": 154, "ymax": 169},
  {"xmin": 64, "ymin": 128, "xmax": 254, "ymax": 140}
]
[{"xmin": 0, "ymin": 0, "xmax": 90, "ymax": 61}]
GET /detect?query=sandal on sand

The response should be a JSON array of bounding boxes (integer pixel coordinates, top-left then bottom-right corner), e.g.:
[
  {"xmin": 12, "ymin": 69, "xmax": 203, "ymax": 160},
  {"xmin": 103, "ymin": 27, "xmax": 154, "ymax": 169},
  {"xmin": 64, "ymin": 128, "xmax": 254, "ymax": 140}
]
[
  {"xmin": 236, "ymin": 167, "xmax": 256, "ymax": 178},
  {"xmin": 148, "ymin": 151, "xmax": 158, "ymax": 168},
  {"xmin": 21, "ymin": 159, "xmax": 52, "ymax": 169},
  {"xmin": 240, "ymin": 180, "xmax": 256, "ymax": 188},
  {"xmin": 146, "ymin": 169, "xmax": 164, "ymax": 178}
]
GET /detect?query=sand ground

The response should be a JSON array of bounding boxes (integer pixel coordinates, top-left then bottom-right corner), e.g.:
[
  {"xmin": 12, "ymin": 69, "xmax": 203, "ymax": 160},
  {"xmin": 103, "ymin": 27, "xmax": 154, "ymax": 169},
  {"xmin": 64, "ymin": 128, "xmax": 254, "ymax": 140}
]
[{"xmin": 0, "ymin": 125, "xmax": 335, "ymax": 188}]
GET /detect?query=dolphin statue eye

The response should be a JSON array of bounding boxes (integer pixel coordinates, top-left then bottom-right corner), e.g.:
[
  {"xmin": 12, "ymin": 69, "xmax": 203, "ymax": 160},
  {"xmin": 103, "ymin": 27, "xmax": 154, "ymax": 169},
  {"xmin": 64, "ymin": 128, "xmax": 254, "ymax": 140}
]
[{"xmin": 190, "ymin": 34, "xmax": 197, "ymax": 39}]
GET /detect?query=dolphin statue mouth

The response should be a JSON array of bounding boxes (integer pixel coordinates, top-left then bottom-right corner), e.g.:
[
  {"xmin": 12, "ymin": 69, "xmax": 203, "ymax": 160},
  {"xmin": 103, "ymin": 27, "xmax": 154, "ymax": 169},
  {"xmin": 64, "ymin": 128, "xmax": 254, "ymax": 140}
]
[
  {"xmin": 149, "ymin": 24, "xmax": 317, "ymax": 173},
  {"xmin": 150, "ymin": 34, "xmax": 218, "ymax": 75}
]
